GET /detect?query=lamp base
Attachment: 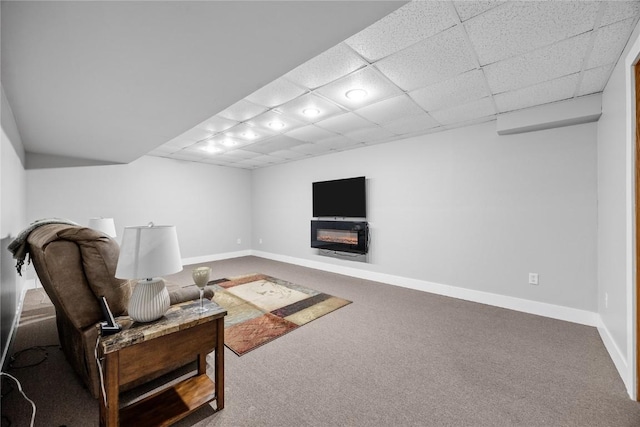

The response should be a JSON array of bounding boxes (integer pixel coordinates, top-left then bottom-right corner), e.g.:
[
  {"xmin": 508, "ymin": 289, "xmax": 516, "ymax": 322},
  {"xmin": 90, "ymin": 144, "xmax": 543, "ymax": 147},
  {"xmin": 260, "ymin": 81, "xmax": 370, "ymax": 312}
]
[{"xmin": 128, "ymin": 278, "xmax": 170, "ymax": 322}]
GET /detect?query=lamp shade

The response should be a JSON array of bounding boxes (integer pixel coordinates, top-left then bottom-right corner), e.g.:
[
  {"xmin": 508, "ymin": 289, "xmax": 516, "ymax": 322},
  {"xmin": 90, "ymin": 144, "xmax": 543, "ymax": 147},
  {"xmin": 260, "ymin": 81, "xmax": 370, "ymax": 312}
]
[
  {"xmin": 88, "ymin": 217, "xmax": 116, "ymax": 237},
  {"xmin": 115, "ymin": 224, "xmax": 183, "ymax": 279}
]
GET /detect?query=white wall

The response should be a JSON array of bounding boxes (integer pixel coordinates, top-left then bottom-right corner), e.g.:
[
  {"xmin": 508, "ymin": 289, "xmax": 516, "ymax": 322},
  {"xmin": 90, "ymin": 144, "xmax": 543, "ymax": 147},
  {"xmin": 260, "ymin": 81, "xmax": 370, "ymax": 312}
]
[
  {"xmin": 597, "ymin": 41, "xmax": 632, "ymax": 391},
  {"xmin": 1, "ymin": 85, "xmax": 27, "ymax": 237},
  {"xmin": 1, "ymin": 85, "xmax": 28, "ymax": 366},
  {"xmin": 596, "ymin": 18, "xmax": 640, "ymax": 399},
  {"xmin": 26, "ymin": 156, "xmax": 252, "ymax": 260},
  {"xmin": 253, "ymin": 120, "xmax": 598, "ymax": 313}
]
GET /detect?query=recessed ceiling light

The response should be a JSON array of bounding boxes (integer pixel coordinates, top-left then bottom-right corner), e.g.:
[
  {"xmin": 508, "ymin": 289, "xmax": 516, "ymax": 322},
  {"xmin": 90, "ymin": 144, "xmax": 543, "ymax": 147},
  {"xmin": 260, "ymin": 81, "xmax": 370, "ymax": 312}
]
[
  {"xmin": 345, "ymin": 88, "xmax": 368, "ymax": 101},
  {"xmin": 222, "ymin": 138, "xmax": 236, "ymax": 147},
  {"xmin": 241, "ymin": 131, "xmax": 258, "ymax": 139},
  {"xmin": 268, "ymin": 120, "xmax": 285, "ymax": 130},
  {"xmin": 201, "ymin": 144, "xmax": 221, "ymax": 154},
  {"xmin": 302, "ymin": 108, "xmax": 320, "ymax": 117}
]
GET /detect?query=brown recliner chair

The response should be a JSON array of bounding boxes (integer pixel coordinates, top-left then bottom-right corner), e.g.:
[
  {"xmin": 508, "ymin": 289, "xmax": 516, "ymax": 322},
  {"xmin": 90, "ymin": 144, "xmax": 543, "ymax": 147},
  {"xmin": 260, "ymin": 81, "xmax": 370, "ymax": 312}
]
[{"xmin": 26, "ymin": 223, "xmax": 211, "ymax": 398}]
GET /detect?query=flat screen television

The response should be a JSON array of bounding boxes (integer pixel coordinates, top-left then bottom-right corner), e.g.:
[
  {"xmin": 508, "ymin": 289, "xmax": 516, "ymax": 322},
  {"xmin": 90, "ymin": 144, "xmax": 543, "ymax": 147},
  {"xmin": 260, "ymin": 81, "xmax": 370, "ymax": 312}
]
[{"xmin": 312, "ymin": 176, "xmax": 366, "ymax": 218}]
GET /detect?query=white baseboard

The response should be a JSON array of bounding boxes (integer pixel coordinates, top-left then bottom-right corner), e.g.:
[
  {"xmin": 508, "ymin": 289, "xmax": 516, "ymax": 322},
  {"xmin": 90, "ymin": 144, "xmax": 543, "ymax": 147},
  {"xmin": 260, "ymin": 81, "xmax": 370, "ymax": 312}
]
[
  {"xmin": 251, "ymin": 250, "xmax": 599, "ymax": 327},
  {"xmin": 597, "ymin": 319, "xmax": 632, "ymax": 398},
  {"xmin": 182, "ymin": 249, "xmax": 252, "ymax": 266}
]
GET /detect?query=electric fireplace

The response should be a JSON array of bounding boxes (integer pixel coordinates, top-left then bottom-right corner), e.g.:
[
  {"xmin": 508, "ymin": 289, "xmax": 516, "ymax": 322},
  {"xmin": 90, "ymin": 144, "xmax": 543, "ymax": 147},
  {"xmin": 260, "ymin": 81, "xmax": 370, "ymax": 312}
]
[{"xmin": 311, "ymin": 220, "xmax": 368, "ymax": 254}]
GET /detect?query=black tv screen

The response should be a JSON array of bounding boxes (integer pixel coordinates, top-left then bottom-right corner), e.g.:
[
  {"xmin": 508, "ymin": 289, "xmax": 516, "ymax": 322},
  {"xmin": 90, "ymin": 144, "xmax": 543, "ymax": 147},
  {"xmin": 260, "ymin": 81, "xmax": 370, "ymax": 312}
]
[{"xmin": 313, "ymin": 176, "xmax": 366, "ymax": 218}]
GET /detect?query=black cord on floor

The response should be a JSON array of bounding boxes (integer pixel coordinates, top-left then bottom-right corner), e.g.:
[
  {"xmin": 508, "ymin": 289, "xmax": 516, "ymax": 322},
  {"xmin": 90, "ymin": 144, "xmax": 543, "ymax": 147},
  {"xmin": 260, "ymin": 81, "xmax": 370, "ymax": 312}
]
[{"xmin": 8, "ymin": 345, "xmax": 60, "ymax": 369}]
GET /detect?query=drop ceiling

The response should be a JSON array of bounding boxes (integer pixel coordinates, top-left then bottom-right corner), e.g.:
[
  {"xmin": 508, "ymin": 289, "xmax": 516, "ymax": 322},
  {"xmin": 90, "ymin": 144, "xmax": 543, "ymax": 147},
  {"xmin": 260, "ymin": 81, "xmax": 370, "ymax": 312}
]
[{"xmin": 3, "ymin": 1, "xmax": 640, "ymax": 170}]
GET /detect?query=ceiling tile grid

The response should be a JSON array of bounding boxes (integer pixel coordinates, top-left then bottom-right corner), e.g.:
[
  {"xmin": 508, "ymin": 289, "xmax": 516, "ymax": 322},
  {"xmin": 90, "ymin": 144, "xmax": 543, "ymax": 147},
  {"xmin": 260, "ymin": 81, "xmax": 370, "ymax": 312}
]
[
  {"xmin": 149, "ymin": 0, "xmax": 640, "ymax": 169},
  {"xmin": 409, "ymin": 69, "xmax": 489, "ymax": 112},
  {"xmin": 578, "ymin": 64, "xmax": 614, "ymax": 96},
  {"xmin": 429, "ymin": 96, "xmax": 496, "ymax": 125},
  {"xmin": 344, "ymin": 1, "xmax": 457, "ymax": 62},
  {"xmin": 315, "ymin": 66, "xmax": 403, "ymax": 109},
  {"xmin": 284, "ymin": 43, "xmax": 368, "ymax": 90},
  {"xmin": 453, "ymin": 1, "xmax": 506, "ymax": 22},
  {"xmin": 494, "ymin": 73, "xmax": 580, "ymax": 113},
  {"xmin": 464, "ymin": 1, "xmax": 600, "ymax": 66},
  {"xmin": 587, "ymin": 17, "xmax": 639, "ymax": 69},
  {"xmin": 483, "ymin": 33, "xmax": 592, "ymax": 94},
  {"xmin": 244, "ymin": 78, "xmax": 307, "ymax": 108},
  {"xmin": 355, "ymin": 94, "xmax": 426, "ymax": 125},
  {"xmin": 601, "ymin": 1, "xmax": 640, "ymax": 26},
  {"xmin": 382, "ymin": 113, "xmax": 441, "ymax": 135},
  {"xmin": 374, "ymin": 26, "xmax": 479, "ymax": 91}
]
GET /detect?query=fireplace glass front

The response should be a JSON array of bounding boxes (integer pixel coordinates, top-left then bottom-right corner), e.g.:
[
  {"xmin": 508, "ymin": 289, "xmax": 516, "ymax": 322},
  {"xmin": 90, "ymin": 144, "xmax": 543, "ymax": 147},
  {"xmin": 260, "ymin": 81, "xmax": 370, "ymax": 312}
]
[{"xmin": 311, "ymin": 220, "xmax": 368, "ymax": 254}]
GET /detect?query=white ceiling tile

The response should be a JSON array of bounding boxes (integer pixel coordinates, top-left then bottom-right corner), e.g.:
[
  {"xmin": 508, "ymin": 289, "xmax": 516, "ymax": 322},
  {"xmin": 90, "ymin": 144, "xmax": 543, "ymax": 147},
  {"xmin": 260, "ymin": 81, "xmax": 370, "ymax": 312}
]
[
  {"xmin": 275, "ymin": 93, "xmax": 344, "ymax": 123},
  {"xmin": 245, "ymin": 78, "xmax": 307, "ymax": 108},
  {"xmin": 243, "ymin": 135, "xmax": 305, "ymax": 154},
  {"xmin": 376, "ymin": 26, "xmax": 478, "ymax": 91},
  {"xmin": 218, "ymin": 99, "xmax": 268, "ymax": 122},
  {"xmin": 224, "ymin": 123, "xmax": 275, "ymax": 143},
  {"xmin": 197, "ymin": 116, "xmax": 238, "ymax": 133},
  {"xmin": 578, "ymin": 64, "xmax": 613, "ymax": 96},
  {"xmin": 494, "ymin": 74, "xmax": 579, "ymax": 113},
  {"xmin": 183, "ymin": 141, "xmax": 237, "ymax": 158},
  {"xmin": 314, "ymin": 112, "xmax": 376, "ymax": 134},
  {"xmin": 345, "ymin": 1, "xmax": 457, "ymax": 62},
  {"xmin": 382, "ymin": 113, "xmax": 440, "ymax": 135},
  {"xmin": 290, "ymin": 143, "xmax": 334, "ymax": 155},
  {"xmin": 484, "ymin": 33, "xmax": 590, "ymax": 94},
  {"xmin": 269, "ymin": 149, "xmax": 309, "ymax": 160},
  {"xmin": 246, "ymin": 110, "xmax": 307, "ymax": 134},
  {"xmin": 429, "ymin": 97, "xmax": 495, "ymax": 125},
  {"xmin": 344, "ymin": 126, "xmax": 396, "ymax": 144},
  {"xmin": 355, "ymin": 94, "xmax": 425, "ymax": 125},
  {"xmin": 217, "ymin": 149, "xmax": 261, "ymax": 160},
  {"xmin": 284, "ymin": 43, "xmax": 367, "ymax": 90},
  {"xmin": 140, "ymin": 2, "xmax": 637, "ymax": 170},
  {"xmin": 465, "ymin": 1, "xmax": 599, "ymax": 66},
  {"xmin": 284, "ymin": 124, "xmax": 338, "ymax": 142},
  {"xmin": 409, "ymin": 69, "xmax": 489, "ymax": 112},
  {"xmin": 315, "ymin": 66, "xmax": 403, "ymax": 110},
  {"xmin": 453, "ymin": 1, "xmax": 506, "ymax": 22},
  {"xmin": 201, "ymin": 134, "xmax": 245, "ymax": 150},
  {"xmin": 588, "ymin": 18, "xmax": 638, "ymax": 69},
  {"xmin": 601, "ymin": 1, "xmax": 640, "ymax": 26},
  {"xmin": 315, "ymin": 135, "xmax": 362, "ymax": 150}
]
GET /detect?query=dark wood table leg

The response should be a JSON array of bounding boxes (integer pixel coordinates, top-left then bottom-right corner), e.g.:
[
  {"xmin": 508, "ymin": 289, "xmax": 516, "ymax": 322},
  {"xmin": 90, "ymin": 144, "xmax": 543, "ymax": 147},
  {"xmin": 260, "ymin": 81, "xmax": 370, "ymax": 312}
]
[
  {"xmin": 215, "ymin": 317, "xmax": 224, "ymax": 411},
  {"xmin": 100, "ymin": 351, "xmax": 120, "ymax": 427}
]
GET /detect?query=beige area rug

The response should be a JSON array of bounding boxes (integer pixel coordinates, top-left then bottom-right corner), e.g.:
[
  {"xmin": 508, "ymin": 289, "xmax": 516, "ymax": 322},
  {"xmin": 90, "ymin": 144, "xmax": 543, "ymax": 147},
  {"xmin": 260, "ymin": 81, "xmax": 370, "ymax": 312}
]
[{"xmin": 210, "ymin": 274, "xmax": 351, "ymax": 355}]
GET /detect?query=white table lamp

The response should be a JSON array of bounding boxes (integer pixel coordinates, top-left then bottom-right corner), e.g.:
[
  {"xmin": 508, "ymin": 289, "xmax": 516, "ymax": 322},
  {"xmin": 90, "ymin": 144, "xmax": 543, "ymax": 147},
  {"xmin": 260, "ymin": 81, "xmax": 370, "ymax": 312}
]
[
  {"xmin": 88, "ymin": 217, "xmax": 117, "ymax": 237},
  {"xmin": 115, "ymin": 223, "xmax": 183, "ymax": 322}
]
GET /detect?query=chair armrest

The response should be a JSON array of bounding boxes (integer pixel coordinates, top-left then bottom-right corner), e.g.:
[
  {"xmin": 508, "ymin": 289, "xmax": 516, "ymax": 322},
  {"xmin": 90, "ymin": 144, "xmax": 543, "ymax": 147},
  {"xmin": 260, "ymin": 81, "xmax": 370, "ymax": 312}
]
[{"xmin": 168, "ymin": 285, "xmax": 214, "ymax": 306}]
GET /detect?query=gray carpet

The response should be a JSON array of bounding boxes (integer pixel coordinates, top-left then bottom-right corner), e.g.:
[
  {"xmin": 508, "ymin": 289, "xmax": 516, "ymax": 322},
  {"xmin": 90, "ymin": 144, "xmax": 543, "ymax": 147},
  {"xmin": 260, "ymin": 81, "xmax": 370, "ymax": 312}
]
[{"xmin": 3, "ymin": 256, "xmax": 640, "ymax": 426}]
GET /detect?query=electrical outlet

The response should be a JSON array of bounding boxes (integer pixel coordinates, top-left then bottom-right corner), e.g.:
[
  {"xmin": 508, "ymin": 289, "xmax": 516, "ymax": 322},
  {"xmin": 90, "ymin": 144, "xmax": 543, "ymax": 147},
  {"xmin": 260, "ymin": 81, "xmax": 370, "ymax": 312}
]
[
  {"xmin": 259, "ymin": 238, "xmax": 263, "ymax": 244},
  {"xmin": 528, "ymin": 273, "xmax": 539, "ymax": 285},
  {"xmin": 605, "ymin": 292, "xmax": 609, "ymax": 309},
  {"xmin": 237, "ymin": 238, "xmax": 241, "ymax": 244}
]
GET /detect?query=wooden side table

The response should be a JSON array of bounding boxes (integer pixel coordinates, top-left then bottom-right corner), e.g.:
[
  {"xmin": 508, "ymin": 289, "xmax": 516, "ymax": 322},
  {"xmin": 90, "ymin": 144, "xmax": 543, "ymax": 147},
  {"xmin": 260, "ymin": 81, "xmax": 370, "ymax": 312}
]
[{"xmin": 98, "ymin": 300, "xmax": 226, "ymax": 427}]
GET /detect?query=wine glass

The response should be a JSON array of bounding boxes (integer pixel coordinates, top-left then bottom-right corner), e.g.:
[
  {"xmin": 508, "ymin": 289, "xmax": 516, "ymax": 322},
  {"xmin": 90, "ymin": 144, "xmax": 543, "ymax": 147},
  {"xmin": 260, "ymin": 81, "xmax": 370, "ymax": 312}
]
[{"xmin": 192, "ymin": 266, "xmax": 211, "ymax": 313}]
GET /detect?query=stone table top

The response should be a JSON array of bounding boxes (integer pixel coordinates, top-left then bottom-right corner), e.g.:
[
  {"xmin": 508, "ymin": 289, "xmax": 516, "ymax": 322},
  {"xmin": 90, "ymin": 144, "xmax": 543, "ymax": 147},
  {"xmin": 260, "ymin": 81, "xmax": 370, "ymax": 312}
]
[{"xmin": 99, "ymin": 299, "xmax": 227, "ymax": 354}]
